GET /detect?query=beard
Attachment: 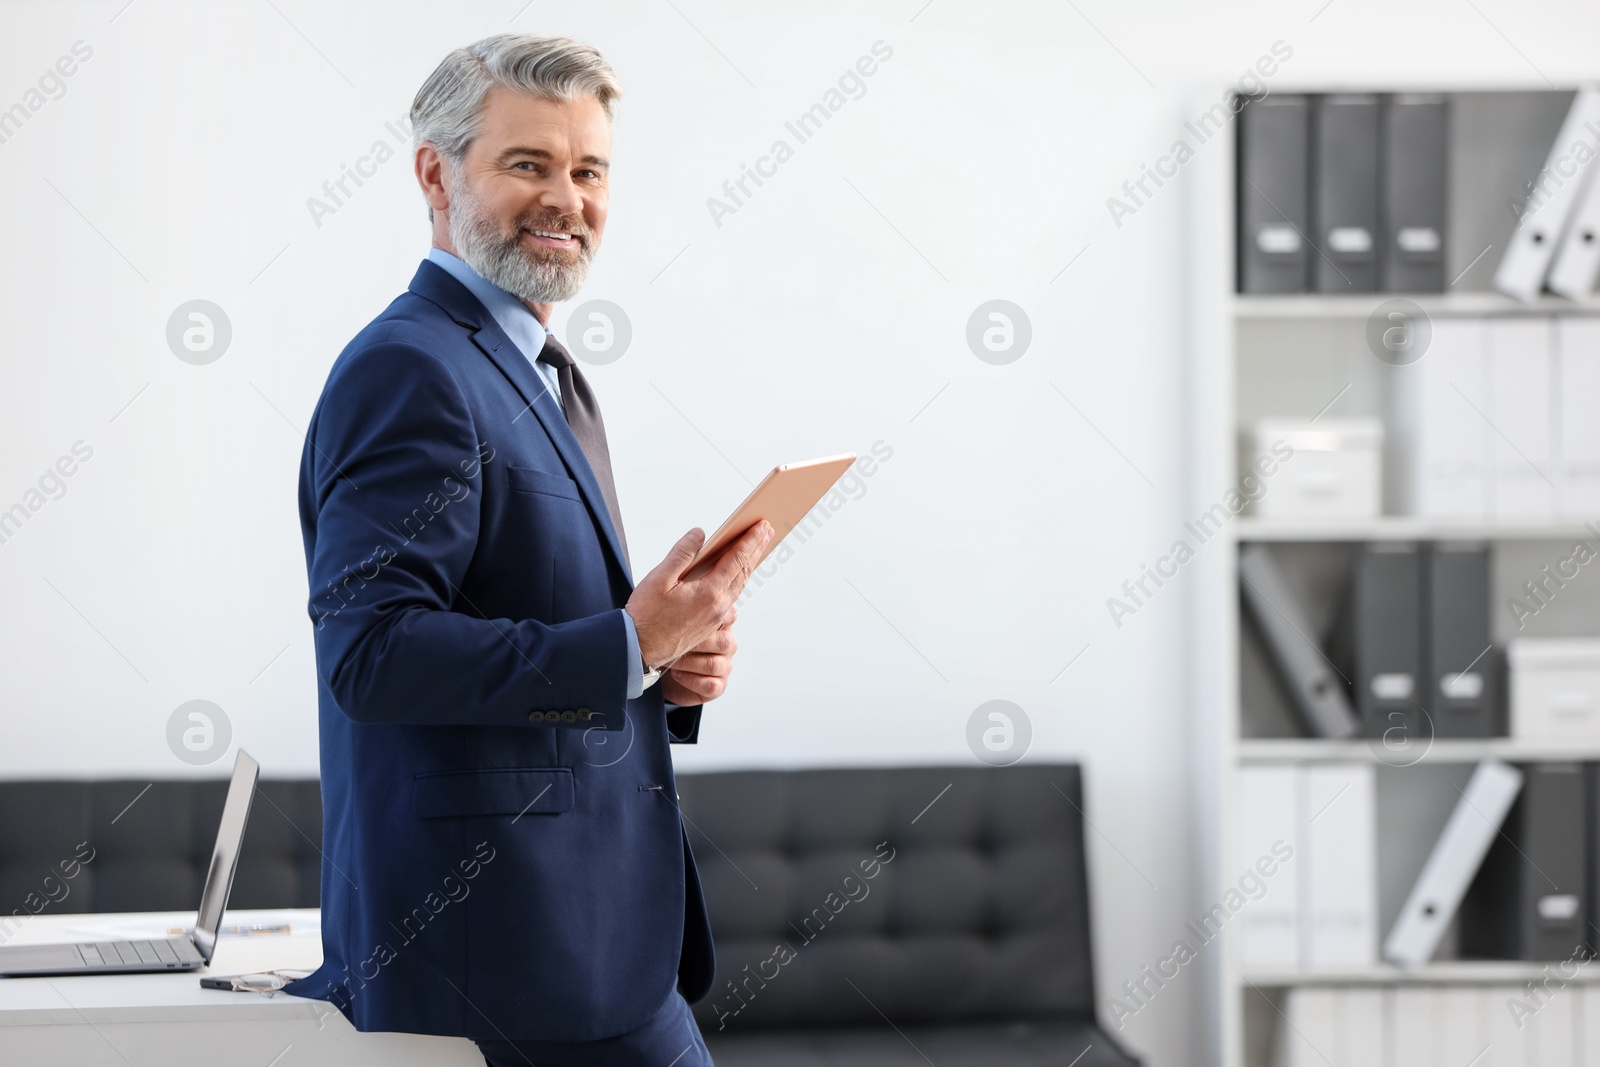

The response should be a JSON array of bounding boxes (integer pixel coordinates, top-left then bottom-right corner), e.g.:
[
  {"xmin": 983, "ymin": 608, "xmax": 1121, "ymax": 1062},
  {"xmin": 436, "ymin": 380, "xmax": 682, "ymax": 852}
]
[{"xmin": 447, "ymin": 177, "xmax": 598, "ymax": 304}]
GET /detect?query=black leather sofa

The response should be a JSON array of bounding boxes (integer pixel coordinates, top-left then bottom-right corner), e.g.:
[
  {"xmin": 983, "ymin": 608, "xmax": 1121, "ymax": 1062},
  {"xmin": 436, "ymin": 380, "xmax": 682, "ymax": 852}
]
[
  {"xmin": 0, "ymin": 777, "xmax": 321, "ymax": 914},
  {"xmin": 0, "ymin": 764, "xmax": 1137, "ymax": 1066},
  {"xmin": 677, "ymin": 764, "xmax": 1139, "ymax": 1066}
]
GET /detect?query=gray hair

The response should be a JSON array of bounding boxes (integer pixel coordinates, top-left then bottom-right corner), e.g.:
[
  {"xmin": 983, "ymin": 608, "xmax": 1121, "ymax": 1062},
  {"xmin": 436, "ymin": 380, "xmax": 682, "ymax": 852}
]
[{"xmin": 411, "ymin": 33, "xmax": 621, "ymax": 220}]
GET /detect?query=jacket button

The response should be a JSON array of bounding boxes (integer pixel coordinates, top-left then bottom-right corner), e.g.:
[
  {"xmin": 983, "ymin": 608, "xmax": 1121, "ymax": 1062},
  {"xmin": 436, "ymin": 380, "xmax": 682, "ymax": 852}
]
[
  {"xmin": 528, "ymin": 711, "xmax": 545, "ymax": 723},
  {"xmin": 577, "ymin": 706, "xmax": 592, "ymax": 716}
]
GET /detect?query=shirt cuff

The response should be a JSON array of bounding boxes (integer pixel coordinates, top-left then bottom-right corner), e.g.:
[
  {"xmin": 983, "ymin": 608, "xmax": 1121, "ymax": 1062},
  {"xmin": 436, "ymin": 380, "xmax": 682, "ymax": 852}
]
[{"xmin": 621, "ymin": 609, "xmax": 644, "ymax": 700}]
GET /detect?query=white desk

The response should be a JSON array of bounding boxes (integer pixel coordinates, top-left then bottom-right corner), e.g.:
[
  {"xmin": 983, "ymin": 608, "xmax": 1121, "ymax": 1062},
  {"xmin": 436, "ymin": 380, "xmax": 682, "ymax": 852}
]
[{"xmin": 0, "ymin": 909, "xmax": 483, "ymax": 1066}]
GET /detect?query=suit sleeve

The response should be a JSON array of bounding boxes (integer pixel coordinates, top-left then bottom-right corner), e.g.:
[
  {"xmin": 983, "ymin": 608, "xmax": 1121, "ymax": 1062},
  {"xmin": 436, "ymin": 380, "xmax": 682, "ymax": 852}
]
[{"xmin": 300, "ymin": 340, "xmax": 629, "ymax": 729}]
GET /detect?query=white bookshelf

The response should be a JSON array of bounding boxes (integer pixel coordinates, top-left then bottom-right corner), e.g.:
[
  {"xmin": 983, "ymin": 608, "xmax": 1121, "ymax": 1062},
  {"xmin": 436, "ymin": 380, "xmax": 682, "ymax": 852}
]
[{"xmin": 1191, "ymin": 87, "xmax": 1600, "ymax": 1067}]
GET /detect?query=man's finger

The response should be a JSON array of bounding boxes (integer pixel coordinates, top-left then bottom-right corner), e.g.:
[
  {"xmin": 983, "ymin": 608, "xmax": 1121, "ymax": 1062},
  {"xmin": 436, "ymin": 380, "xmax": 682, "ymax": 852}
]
[
  {"xmin": 688, "ymin": 628, "xmax": 736, "ymax": 655},
  {"xmin": 657, "ymin": 527, "xmax": 706, "ymax": 582},
  {"xmin": 669, "ymin": 668, "xmax": 724, "ymax": 700},
  {"xmin": 670, "ymin": 652, "xmax": 730, "ymax": 676},
  {"xmin": 708, "ymin": 520, "xmax": 773, "ymax": 590}
]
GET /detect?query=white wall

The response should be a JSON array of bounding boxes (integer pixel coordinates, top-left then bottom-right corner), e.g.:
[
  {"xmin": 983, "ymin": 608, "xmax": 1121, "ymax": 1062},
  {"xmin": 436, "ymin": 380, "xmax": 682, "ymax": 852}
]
[{"xmin": 1, "ymin": 2, "xmax": 1595, "ymax": 1063}]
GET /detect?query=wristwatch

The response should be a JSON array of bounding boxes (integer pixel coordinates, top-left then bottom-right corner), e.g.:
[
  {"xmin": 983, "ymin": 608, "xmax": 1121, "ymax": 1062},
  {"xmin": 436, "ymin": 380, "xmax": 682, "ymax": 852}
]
[{"xmin": 641, "ymin": 653, "xmax": 665, "ymax": 690}]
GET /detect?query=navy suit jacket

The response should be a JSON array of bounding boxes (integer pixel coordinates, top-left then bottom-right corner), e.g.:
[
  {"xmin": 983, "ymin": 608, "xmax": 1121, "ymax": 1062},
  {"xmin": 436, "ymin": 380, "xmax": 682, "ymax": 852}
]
[{"xmin": 284, "ymin": 260, "xmax": 715, "ymax": 1042}]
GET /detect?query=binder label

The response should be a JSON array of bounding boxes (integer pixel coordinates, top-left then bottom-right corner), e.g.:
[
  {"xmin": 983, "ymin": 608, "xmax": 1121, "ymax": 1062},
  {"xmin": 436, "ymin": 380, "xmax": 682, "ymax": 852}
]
[
  {"xmin": 1440, "ymin": 672, "xmax": 1484, "ymax": 700},
  {"xmin": 1396, "ymin": 227, "xmax": 1442, "ymax": 253},
  {"xmin": 1371, "ymin": 672, "xmax": 1415, "ymax": 700},
  {"xmin": 1537, "ymin": 894, "xmax": 1580, "ymax": 921},
  {"xmin": 1256, "ymin": 225, "xmax": 1301, "ymax": 254},
  {"xmin": 1328, "ymin": 227, "xmax": 1373, "ymax": 253}
]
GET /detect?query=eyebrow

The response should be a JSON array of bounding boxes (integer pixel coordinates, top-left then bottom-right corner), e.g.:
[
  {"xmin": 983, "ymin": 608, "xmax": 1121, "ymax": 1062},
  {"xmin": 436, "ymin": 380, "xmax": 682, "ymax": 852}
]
[{"xmin": 497, "ymin": 146, "xmax": 609, "ymax": 169}]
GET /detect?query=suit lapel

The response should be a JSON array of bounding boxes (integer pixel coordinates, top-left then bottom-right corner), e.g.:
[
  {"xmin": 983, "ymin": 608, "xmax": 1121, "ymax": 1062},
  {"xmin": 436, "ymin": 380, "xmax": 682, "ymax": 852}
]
[{"xmin": 408, "ymin": 260, "xmax": 634, "ymax": 588}]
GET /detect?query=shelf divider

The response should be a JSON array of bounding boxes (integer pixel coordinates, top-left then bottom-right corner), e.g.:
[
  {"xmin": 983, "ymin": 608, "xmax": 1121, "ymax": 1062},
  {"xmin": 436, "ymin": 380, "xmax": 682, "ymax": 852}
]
[
  {"xmin": 1237, "ymin": 738, "xmax": 1600, "ymax": 762},
  {"xmin": 1233, "ymin": 516, "xmax": 1600, "ymax": 542}
]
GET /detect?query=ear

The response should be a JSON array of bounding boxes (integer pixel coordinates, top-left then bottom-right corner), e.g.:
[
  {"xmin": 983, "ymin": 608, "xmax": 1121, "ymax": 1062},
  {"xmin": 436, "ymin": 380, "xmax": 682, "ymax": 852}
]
[{"xmin": 415, "ymin": 143, "xmax": 452, "ymax": 215}]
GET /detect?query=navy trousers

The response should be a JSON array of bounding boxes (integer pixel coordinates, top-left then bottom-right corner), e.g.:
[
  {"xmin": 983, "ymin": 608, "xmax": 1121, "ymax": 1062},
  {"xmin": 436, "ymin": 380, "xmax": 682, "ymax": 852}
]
[{"xmin": 476, "ymin": 987, "xmax": 712, "ymax": 1066}]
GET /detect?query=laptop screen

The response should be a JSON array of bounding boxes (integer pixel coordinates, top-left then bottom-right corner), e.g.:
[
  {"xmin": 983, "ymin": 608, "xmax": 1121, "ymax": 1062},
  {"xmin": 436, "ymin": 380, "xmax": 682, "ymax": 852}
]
[{"xmin": 191, "ymin": 749, "xmax": 259, "ymax": 964}]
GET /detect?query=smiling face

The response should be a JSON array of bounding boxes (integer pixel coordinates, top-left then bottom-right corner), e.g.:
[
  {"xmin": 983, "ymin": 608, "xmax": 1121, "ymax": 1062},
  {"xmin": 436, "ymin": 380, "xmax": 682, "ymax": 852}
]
[{"xmin": 427, "ymin": 86, "xmax": 612, "ymax": 310}]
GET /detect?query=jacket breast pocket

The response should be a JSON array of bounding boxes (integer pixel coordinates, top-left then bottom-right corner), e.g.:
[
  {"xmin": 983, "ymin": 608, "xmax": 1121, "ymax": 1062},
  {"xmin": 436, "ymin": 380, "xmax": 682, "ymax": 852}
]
[
  {"xmin": 413, "ymin": 768, "xmax": 575, "ymax": 818},
  {"xmin": 507, "ymin": 465, "xmax": 582, "ymax": 501}
]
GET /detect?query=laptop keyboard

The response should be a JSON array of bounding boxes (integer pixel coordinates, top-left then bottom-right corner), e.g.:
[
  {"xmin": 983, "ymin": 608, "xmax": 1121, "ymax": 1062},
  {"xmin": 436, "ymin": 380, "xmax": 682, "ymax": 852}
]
[{"xmin": 77, "ymin": 939, "xmax": 201, "ymax": 968}]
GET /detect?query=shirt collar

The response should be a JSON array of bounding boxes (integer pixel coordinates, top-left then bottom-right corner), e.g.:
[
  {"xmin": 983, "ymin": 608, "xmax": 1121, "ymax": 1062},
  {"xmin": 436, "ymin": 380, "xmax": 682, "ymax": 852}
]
[{"xmin": 426, "ymin": 247, "xmax": 549, "ymax": 363}]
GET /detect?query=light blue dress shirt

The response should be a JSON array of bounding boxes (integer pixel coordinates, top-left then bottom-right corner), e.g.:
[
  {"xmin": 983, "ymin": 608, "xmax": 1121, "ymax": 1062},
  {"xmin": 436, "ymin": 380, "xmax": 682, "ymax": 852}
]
[{"xmin": 427, "ymin": 247, "xmax": 649, "ymax": 700}]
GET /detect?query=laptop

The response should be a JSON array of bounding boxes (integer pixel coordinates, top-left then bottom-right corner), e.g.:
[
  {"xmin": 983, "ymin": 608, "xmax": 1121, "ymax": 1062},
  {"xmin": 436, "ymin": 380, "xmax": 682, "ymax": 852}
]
[{"xmin": 0, "ymin": 749, "xmax": 259, "ymax": 976}]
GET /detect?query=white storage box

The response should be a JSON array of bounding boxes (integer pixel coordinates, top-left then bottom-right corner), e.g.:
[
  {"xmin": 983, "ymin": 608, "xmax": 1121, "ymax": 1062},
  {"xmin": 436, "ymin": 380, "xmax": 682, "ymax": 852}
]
[
  {"xmin": 1509, "ymin": 638, "xmax": 1600, "ymax": 739},
  {"xmin": 1248, "ymin": 418, "xmax": 1383, "ymax": 519}
]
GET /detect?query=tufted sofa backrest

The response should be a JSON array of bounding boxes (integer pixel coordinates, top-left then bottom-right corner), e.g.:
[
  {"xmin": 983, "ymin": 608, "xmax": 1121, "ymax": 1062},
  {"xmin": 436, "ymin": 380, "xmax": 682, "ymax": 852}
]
[
  {"xmin": 676, "ymin": 764, "xmax": 1096, "ymax": 1031},
  {"xmin": 0, "ymin": 778, "xmax": 322, "ymax": 921}
]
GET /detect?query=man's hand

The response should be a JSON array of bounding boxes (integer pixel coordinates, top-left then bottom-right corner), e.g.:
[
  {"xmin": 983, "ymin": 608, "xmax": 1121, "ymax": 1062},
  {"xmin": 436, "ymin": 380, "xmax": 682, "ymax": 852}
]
[
  {"xmin": 625, "ymin": 521, "xmax": 772, "ymax": 673},
  {"xmin": 661, "ymin": 613, "xmax": 737, "ymax": 705}
]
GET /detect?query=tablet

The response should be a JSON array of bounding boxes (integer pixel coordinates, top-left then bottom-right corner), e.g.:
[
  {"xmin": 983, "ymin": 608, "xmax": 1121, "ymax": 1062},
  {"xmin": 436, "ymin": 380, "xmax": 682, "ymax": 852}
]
[{"xmin": 683, "ymin": 452, "xmax": 858, "ymax": 581}]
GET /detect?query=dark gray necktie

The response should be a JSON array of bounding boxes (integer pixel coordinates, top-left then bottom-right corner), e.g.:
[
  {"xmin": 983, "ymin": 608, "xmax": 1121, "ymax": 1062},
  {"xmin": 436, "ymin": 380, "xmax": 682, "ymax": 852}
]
[{"xmin": 537, "ymin": 333, "xmax": 631, "ymax": 571}]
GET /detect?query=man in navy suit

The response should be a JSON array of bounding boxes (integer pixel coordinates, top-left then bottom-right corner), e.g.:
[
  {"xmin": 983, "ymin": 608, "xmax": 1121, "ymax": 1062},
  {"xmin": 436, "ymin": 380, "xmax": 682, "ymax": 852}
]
[{"xmin": 286, "ymin": 33, "xmax": 772, "ymax": 1066}]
